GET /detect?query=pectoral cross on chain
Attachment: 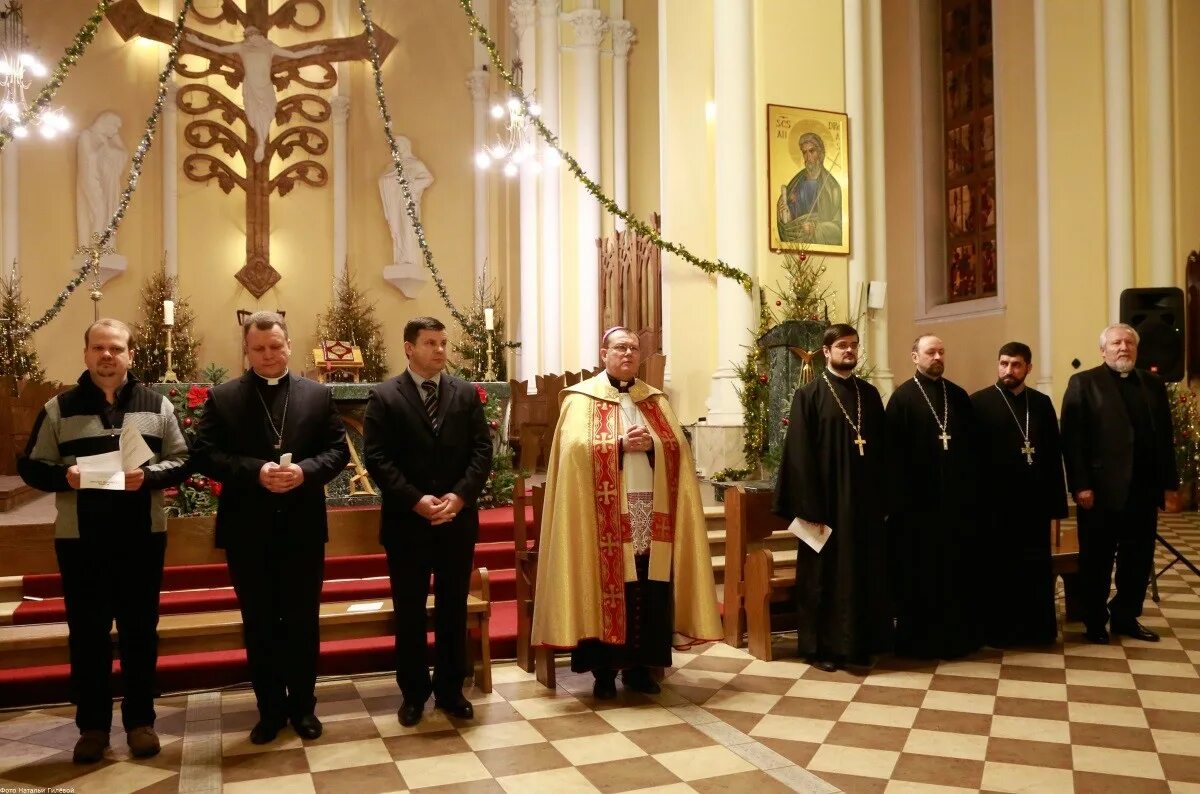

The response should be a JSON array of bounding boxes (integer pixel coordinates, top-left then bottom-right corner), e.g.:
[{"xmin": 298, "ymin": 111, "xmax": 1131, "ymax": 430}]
[
  {"xmin": 1022, "ymin": 440, "xmax": 1036, "ymax": 464},
  {"xmin": 939, "ymin": 431, "xmax": 951, "ymax": 451},
  {"xmin": 853, "ymin": 435, "xmax": 867, "ymax": 457}
]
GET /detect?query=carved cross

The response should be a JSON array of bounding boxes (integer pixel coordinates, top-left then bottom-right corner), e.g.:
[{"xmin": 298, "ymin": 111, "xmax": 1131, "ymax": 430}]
[{"xmin": 106, "ymin": 0, "xmax": 396, "ymax": 297}]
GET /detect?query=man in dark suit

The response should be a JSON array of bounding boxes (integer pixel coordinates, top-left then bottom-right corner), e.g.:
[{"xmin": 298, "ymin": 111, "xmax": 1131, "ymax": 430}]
[
  {"xmin": 364, "ymin": 316, "xmax": 492, "ymax": 727},
  {"xmin": 193, "ymin": 311, "xmax": 349, "ymax": 743},
  {"xmin": 1061, "ymin": 323, "xmax": 1179, "ymax": 645}
]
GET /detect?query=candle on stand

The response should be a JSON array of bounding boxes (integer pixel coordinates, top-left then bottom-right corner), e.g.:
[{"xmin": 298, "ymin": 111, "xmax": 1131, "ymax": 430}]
[
  {"xmin": 484, "ymin": 307, "xmax": 494, "ymax": 331},
  {"xmin": 163, "ymin": 300, "xmax": 175, "ymax": 326}
]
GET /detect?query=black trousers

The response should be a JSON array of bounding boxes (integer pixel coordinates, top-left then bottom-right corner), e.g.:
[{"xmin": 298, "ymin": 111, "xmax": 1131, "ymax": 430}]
[
  {"xmin": 571, "ymin": 555, "xmax": 673, "ymax": 675},
  {"xmin": 1077, "ymin": 499, "xmax": 1157, "ymax": 631},
  {"xmin": 225, "ymin": 534, "xmax": 325, "ymax": 723},
  {"xmin": 56, "ymin": 530, "xmax": 166, "ymax": 733},
  {"xmin": 384, "ymin": 519, "xmax": 478, "ymax": 703}
]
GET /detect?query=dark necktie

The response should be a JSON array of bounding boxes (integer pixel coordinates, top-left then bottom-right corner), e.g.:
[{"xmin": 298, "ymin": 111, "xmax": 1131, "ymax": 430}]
[{"xmin": 422, "ymin": 379, "xmax": 439, "ymax": 429}]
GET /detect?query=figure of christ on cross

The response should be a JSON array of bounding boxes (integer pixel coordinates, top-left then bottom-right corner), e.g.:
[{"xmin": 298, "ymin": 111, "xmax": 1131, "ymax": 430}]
[{"xmin": 105, "ymin": 0, "xmax": 396, "ymax": 297}]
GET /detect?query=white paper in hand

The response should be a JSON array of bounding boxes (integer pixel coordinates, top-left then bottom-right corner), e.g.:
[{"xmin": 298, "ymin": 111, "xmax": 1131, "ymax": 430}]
[
  {"xmin": 788, "ymin": 518, "xmax": 833, "ymax": 553},
  {"xmin": 76, "ymin": 450, "xmax": 125, "ymax": 490},
  {"xmin": 120, "ymin": 424, "xmax": 154, "ymax": 469}
]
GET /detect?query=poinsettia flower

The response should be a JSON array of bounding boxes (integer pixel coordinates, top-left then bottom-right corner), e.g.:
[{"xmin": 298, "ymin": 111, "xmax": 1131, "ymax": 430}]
[
  {"xmin": 210, "ymin": 481, "xmax": 222, "ymax": 496},
  {"xmin": 186, "ymin": 385, "xmax": 210, "ymax": 408},
  {"xmin": 476, "ymin": 385, "xmax": 488, "ymax": 404}
]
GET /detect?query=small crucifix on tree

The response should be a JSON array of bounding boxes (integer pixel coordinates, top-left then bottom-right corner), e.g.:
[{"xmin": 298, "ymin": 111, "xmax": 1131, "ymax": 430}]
[{"xmin": 106, "ymin": 0, "xmax": 396, "ymax": 297}]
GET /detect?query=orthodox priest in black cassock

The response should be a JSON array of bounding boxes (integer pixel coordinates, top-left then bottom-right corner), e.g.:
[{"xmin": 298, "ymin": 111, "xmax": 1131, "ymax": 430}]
[
  {"xmin": 886, "ymin": 335, "xmax": 983, "ymax": 659},
  {"xmin": 970, "ymin": 343, "xmax": 1067, "ymax": 647},
  {"xmin": 774, "ymin": 325, "xmax": 894, "ymax": 670}
]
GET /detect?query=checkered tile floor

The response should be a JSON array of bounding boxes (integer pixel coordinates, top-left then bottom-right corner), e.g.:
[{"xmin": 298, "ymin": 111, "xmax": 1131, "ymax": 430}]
[{"xmin": 1, "ymin": 514, "xmax": 1198, "ymax": 793}]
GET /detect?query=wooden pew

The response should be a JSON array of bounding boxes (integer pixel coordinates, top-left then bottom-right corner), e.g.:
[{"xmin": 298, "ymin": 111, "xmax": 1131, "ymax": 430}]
[
  {"xmin": 512, "ymin": 477, "xmax": 555, "ymax": 688},
  {"xmin": 721, "ymin": 485, "xmax": 794, "ymax": 658},
  {"xmin": 0, "ymin": 568, "xmax": 494, "ymax": 693}
]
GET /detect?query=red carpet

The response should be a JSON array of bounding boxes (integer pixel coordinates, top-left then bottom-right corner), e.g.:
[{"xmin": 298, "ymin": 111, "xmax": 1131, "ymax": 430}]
[{"xmin": 0, "ymin": 507, "xmax": 527, "ymax": 708}]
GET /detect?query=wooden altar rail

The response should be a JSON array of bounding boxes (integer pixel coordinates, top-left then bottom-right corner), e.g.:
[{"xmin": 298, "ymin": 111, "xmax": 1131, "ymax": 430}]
[
  {"xmin": 0, "ymin": 379, "xmax": 71, "ymax": 477},
  {"xmin": 724, "ymin": 485, "xmax": 1085, "ymax": 661},
  {"xmin": 599, "ymin": 212, "xmax": 663, "ymax": 358},
  {"xmin": 0, "ymin": 569, "xmax": 494, "ymax": 693},
  {"xmin": 507, "ymin": 355, "xmax": 666, "ymax": 472}
]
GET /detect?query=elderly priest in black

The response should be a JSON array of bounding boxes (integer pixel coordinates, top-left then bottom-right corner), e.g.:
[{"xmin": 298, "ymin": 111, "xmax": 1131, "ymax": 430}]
[
  {"xmin": 970, "ymin": 342, "xmax": 1067, "ymax": 647},
  {"xmin": 1060, "ymin": 323, "xmax": 1179, "ymax": 645},
  {"xmin": 774, "ymin": 324, "xmax": 893, "ymax": 671},
  {"xmin": 885, "ymin": 334, "xmax": 982, "ymax": 659},
  {"xmin": 193, "ymin": 311, "xmax": 350, "ymax": 744},
  {"xmin": 364, "ymin": 317, "xmax": 493, "ymax": 728}
]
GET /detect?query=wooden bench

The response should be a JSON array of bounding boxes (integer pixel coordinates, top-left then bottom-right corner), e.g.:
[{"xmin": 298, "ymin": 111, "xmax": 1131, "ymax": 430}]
[
  {"xmin": 0, "ymin": 568, "xmax": 493, "ymax": 693},
  {"xmin": 721, "ymin": 485, "xmax": 796, "ymax": 660},
  {"xmin": 512, "ymin": 477, "xmax": 557, "ymax": 688}
]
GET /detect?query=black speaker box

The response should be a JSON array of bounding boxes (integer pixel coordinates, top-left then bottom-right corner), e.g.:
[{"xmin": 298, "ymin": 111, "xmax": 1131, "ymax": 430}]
[{"xmin": 1119, "ymin": 287, "xmax": 1184, "ymax": 382}]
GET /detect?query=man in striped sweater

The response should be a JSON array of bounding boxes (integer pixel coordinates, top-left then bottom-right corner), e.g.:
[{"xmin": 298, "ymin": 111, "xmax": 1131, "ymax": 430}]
[{"xmin": 18, "ymin": 318, "xmax": 189, "ymax": 764}]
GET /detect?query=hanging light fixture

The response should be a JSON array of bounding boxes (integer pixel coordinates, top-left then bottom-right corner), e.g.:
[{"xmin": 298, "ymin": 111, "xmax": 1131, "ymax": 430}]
[
  {"xmin": 0, "ymin": 1, "xmax": 68, "ymax": 140},
  {"xmin": 475, "ymin": 58, "xmax": 543, "ymax": 177}
]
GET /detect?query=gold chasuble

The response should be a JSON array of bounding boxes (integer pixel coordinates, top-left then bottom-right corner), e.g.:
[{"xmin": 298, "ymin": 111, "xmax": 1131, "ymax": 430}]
[{"xmin": 531, "ymin": 373, "xmax": 721, "ymax": 649}]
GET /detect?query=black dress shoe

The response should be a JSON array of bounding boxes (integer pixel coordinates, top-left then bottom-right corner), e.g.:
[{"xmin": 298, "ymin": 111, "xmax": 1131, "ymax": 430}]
[
  {"xmin": 806, "ymin": 657, "xmax": 839, "ymax": 672},
  {"xmin": 435, "ymin": 695, "xmax": 474, "ymax": 720},
  {"xmin": 1084, "ymin": 627, "xmax": 1111, "ymax": 645},
  {"xmin": 291, "ymin": 713, "xmax": 323, "ymax": 740},
  {"xmin": 249, "ymin": 719, "xmax": 286, "ymax": 745},
  {"xmin": 593, "ymin": 675, "xmax": 618, "ymax": 700},
  {"xmin": 621, "ymin": 667, "xmax": 661, "ymax": 694},
  {"xmin": 1112, "ymin": 621, "xmax": 1160, "ymax": 642},
  {"xmin": 398, "ymin": 701, "xmax": 424, "ymax": 727}
]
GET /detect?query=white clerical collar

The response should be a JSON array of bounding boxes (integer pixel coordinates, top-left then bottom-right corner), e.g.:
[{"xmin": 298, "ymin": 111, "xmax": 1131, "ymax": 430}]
[{"xmin": 254, "ymin": 369, "xmax": 288, "ymax": 386}]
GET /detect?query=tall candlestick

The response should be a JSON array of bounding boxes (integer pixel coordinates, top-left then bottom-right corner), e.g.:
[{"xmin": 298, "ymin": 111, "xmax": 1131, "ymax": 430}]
[
  {"xmin": 162, "ymin": 327, "xmax": 178, "ymax": 383},
  {"xmin": 163, "ymin": 299, "xmax": 175, "ymax": 326}
]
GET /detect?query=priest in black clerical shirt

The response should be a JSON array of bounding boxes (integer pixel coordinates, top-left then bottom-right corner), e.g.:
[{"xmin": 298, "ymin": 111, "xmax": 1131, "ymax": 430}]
[
  {"xmin": 774, "ymin": 324, "xmax": 893, "ymax": 671},
  {"xmin": 193, "ymin": 311, "xmax": 350, "ymax": 745},
  {"xmin": 885, "ymin": 334, "xmax": 982, "ymax": 659},
  {"xmin": 1061, "ymin": 323, "xmax": 1179, "ymax": 645},
  {"xmin": 970, "ymin": 342, "xmax": 1067, "ymax": 647}
]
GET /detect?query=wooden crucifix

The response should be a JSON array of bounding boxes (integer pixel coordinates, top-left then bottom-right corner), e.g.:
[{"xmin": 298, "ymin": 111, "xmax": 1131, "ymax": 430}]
[{"xmin": 106, "ymin": 0, "xmax": 396, "ymax": 297}]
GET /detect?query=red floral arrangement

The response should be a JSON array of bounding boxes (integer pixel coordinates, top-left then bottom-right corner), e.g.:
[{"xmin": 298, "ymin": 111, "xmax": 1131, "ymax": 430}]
[{"xmin": 165, "ymin": 384, "xmax": 221, "ymax": 518}]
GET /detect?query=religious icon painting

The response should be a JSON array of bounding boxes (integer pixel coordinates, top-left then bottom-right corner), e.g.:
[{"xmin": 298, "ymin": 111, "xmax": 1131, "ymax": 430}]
[{"xmin": 767, "ymin": 104, "xmax": 851, "ymax": 255}]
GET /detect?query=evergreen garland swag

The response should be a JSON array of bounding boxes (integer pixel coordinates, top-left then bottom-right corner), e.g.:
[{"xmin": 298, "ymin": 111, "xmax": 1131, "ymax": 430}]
[
  {"xmin": 131, "ymin": 258, "xmax": 201, "ymax": 383},
  {"xmin": 0, "ymin": 266, "xmax": 45, "ymax": 391},
  {"xmin": 314, "ymin": 270, "xmax": 389, "ymax": 382}
]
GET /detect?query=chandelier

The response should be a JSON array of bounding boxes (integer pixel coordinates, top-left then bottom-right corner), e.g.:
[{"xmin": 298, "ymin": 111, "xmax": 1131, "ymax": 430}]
[
  {"xmin": 0, "ymin": 1, "xmax": 68, "ymax": 140},
  {"xmin": 474, "ymin": 60, "xmax": 545, "ymax": 177}
]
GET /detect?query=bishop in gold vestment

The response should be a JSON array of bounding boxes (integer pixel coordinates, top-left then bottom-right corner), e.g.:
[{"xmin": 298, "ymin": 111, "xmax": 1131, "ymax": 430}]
[{"xmin": 531, "ymin": 329, "xmax": 721, "ymax": 698}]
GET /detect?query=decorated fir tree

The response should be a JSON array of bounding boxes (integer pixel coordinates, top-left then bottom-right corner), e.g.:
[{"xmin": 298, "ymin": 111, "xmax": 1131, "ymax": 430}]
[
  {"xmin": 314, "ymin": 270, "xmax": 389, "ymax": 382},
  {"xmin": 0, "ymin": 264, "xmax": 45, "ymax": 392},
  {"xmin": 452, "ymin": 277, "xmax": 520, "ymax": 382},
  {"xmin": 131, "ymin": 256, "xmax": 201, "ymax": 383}
]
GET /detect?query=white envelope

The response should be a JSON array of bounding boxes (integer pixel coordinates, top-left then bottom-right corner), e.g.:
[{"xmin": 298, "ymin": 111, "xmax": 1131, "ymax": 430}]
[
  {"xmin": 75, "ymin": 450, "xmax": 124, "ymax": 491},
  {"xmin": 788, "ymin": 518, "xmax": 833, "ymax": 553}
]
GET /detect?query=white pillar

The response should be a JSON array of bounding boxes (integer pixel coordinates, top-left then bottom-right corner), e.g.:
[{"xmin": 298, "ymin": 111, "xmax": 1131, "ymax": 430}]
[
  {"xmin": 331, "ymin": 0, "xmax": 350, "ymax": 284},
  {"xmin": 1, "ymin": 146, "xmax": 15, "ymax": 274},
  {"xmin": 843, "ymin": 0, "xmax": 868, "ymax": 320},
  {"xmin": 467, "ymin": 69, "xmax": 490, "ymax": 286},
  {"xmin": 564, "ymin": 7, "xmax": 605, "ymax": 367},
  {"xmin": 512, "ymin": 0, "xmax": 540, "ymax": 381},
  {"xmin": 864, "ymin": 0, "xmax": 892, "ymax": 395},
  {"xmin": 159, "ymin": 0, "xmax": 178, "ymax": 279},
  {"xmin": 1146, "ymin": 0, "xmax": 1174, "ymax": 287},
  {"xmin": 537, "ymin": 0, "xmax": 562, "ymax": 372},
  {"xmin": 1103, "ymin": 0, "xmax": 1133, "ymax": 322},
  {"xmin": 1034, "ymin": 0, "xmax": 1053, "ymax": 394},
  {"xmin": 706, "ymin": 0, "xmax": 755, "ymax": 425},
  {"xmin": 610, "ymin": 18, "xmax": 635, "ymax": 232}
]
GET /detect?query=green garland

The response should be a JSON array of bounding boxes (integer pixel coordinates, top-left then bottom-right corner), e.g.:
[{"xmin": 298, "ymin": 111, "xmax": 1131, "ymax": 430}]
[
  {"xmin": 0, "ymin": 0, "xmax": 114, "ymax": 151},
  {"xmin": 22, "ymin": 0, "xmax": 193, "ymax": 333},
  {"xmin": 457, "ymin": 0, "xmax": 753, "ymax": 293},
  {"xmin": 358, "ymin": 0, "xmax": 469, "ymax": 327}
]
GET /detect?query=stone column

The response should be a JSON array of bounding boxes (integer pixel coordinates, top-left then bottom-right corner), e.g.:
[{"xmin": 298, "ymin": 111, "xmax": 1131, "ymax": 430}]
[
  {"xmin": 610, "ymin": 18, "xmax": 635, "ymax": 232},
  {"xmin": 1034, "ymin": 0, "xmax": 1053, "ymax": 393},
  {"xmin": 1103, "ymin": 0, "xmax": 1133, "ymax": 322},
  {"xmin": 159, "ymin": 0, "xmax": 177, "ymax": 278},
  {"xmin": 330, "ymin": 0, "xmax": 351, "ymax": 284},
  {"xmin": 537, "ymin": 0, "xmax": 562, "ymax": 372},
  {"xmin": 706, "ymin": 0, "xmax": 755, "ymax": 425},
  {"xmin": 1145, "ymin": 0, "xmax": 1174, "ymax": 287},
  {"xmin": 865, "ymin": 0, "xmax": 892, "ymax": 394},
  {"xmin": 563, "ymin": 7, "xmax": 605, "ymax": 366},
  {"xmin": 512, "ymin": 0, "xmax": 540, "ymax": 381},
  {"xmin": 468, "ymin": 69, "xmax": 490, "ymax": 287},
  {"xmin": 2, "ymin": 146, "xmax": 15, "ymax": 274}
]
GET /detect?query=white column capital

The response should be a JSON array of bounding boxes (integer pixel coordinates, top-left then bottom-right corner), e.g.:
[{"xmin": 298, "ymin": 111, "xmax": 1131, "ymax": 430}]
[
  {"xmin": 536, "ymin": 0, "xmax": 560, "ymax": 19},
  {"xmin": 610, "ymin": 19, "xmax": 636, "ymax": 58},
  {"xmin": 564, "ymin": 8, "xmax": 606, "ymax": 49},
  {"xmin": 510, "ymin": 0, "xmax": 537, "ymax": 35},
  {"xmin": 330, "ymin": 95, "xmax": 351, "ymax": 124},
  {"xmin": 466, "ymin": 69, "xmax": 489, "ymax": 101}
]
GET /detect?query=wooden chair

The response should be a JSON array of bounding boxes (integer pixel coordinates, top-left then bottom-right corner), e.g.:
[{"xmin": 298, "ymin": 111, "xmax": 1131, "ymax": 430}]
[
  {"xmin": 722, "ymin": 485, "xmax": 796, "ymax": 660},
  {"xmin": 512, "ymin": 476, "xmax": 556, "ymax": 688}
]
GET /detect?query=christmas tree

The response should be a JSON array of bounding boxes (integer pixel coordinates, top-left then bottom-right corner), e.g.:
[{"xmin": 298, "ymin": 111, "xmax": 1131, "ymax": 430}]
[
  {"xmin": 0, "ymin": 264, "xmax": 45, "ymax": 392},
  {"xmin": 131, "ymin": 255, "xmax": 201, "ymax": 383},
  {"xmin": 452, "ymin": 277, "xmax": 519, "ymax": 382},
  {"xmin": 314, "ymin": 270, "xmax": 389, "ymax": 382}
]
